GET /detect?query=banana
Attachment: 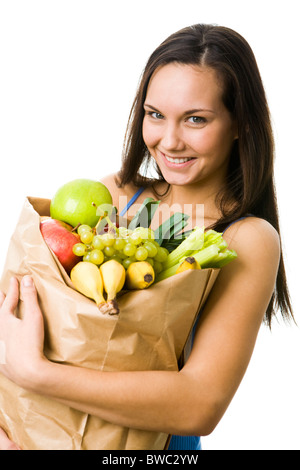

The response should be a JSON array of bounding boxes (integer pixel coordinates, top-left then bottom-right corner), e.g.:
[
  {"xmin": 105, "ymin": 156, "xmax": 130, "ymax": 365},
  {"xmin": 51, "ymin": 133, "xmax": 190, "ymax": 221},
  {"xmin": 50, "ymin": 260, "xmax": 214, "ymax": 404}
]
[
  {"xmin": 126, "ymin": 261, "xmax": 155, "ymax": 290},
  {"xmin": 176, "ymin": 256, "xmax": 201, "ymax": 274},
  {"xmin": 99, "ymin": 260, "xmax": 126, "ymax": 315},
  {"xmin": 71, "ymin": 261, "xmax": 106, "ymax": 308}
]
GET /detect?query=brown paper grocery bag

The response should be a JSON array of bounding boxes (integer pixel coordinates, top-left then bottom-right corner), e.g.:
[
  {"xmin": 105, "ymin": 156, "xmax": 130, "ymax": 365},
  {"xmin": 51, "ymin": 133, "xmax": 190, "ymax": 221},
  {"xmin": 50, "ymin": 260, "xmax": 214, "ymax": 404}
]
[{"xmin": 0, "ymin": 197, "xmax": 219, "ymax": 450}]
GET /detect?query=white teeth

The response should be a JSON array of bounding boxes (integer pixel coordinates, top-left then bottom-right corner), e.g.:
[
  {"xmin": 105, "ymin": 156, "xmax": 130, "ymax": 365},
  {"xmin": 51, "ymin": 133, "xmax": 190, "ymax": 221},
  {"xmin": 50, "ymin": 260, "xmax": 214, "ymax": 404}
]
[{"xmin": 165, "ymin": 155, "xmax": 193, "ymax": 164}]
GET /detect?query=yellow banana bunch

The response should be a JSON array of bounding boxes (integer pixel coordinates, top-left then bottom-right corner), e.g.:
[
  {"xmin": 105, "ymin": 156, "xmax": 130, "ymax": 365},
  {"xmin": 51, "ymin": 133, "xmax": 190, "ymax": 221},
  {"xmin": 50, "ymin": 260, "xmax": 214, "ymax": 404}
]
[
  {"xmin": 126, "ymin": 261, "xmax": 155, "ymax": 290},
  {"xmin": 175, "ymin": 256, "xmax": 201, "ymax": 274},
  {"xmin": 71, "ymin": 260, "xmax": 125, "ymax": 315},
  {"xmin": 71, "ymin": 259, "xmax": 155, "ymax": 314},
  {"xmin": 100, "ymin": 260, "xmax": 126, "ymax": 314},
  {"xmin": 71, "ymin": 261, "xmax": 106, "ymax": 308}
]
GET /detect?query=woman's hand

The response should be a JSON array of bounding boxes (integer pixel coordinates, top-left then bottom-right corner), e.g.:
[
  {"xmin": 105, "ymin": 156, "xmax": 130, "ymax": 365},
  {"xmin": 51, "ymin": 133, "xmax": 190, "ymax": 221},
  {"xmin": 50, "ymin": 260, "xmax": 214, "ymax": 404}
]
[
  {"xmin": 0, "ymin": 427, "xmax": 21, "ymax": 450},
  {"xmin": 0, "ymin": 276, "xmax": 46, "ymax": 390}
]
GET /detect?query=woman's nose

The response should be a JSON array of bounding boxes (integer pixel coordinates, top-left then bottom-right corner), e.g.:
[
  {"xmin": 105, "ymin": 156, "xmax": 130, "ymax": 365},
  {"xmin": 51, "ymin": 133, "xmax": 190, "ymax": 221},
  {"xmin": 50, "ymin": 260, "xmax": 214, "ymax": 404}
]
[{"xmin": 161, "ymin": 123, "xmax": 185, "ymax": 152}]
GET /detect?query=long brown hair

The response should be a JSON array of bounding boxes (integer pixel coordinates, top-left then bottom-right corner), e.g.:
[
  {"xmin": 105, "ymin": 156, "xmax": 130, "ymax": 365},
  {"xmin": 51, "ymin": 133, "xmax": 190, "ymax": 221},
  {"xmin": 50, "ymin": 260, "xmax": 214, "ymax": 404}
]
[{"xmin": 117, "ymin": 24, "xmax": 293, "ymax": 326}]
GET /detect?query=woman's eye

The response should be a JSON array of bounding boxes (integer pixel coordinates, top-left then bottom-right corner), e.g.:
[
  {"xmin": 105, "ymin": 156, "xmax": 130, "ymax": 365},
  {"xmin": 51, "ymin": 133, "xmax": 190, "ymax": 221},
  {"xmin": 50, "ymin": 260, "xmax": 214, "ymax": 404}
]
[
  {"xmin": 146, "ymin": 111, "xmax": 164, "ymax": 120},
  {"xmin": 187, "ymin": 116, "xmax": 207, "ymax": 124}
]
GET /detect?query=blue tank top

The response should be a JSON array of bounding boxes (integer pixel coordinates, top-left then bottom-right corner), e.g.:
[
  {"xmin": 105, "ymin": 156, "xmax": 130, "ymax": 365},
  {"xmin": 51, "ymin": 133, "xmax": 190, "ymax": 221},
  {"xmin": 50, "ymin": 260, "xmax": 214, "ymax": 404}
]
[{"xmin": 120, "ymin": 188, "xmax": 251, "ymax": 451}]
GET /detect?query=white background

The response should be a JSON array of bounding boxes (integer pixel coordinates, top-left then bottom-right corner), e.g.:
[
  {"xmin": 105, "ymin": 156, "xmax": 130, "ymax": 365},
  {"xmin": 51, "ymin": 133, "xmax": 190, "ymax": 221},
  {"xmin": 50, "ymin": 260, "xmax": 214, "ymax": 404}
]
[{"xmin": 0, "ymin": 0, "xmax": 299, "ymax": 450}]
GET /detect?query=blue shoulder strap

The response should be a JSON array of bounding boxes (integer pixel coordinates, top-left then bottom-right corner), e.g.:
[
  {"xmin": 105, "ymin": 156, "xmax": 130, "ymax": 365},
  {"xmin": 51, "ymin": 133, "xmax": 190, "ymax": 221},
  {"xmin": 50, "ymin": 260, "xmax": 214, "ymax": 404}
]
[
  {"xmin": 119, "ymin": 187, "xmax": 145, "ymax": 217},
  {"xmin": 222, "ymin": 214, "xmax": 253, "ymax": 233}
]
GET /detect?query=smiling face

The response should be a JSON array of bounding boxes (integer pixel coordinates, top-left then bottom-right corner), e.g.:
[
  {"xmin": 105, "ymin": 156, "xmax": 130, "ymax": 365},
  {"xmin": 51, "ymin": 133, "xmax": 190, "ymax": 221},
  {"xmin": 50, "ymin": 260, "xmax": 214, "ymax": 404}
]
[{"xmin": 142, "ymin": 63, "xmax": 238, "ymax": 188}]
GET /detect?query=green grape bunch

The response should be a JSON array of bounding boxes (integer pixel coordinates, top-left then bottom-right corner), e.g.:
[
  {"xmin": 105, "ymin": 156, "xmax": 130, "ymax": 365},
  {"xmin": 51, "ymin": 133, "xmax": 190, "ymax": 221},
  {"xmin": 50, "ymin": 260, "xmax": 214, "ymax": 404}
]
[{"xmin": 72, "ymin": 224, "xmax": 169, "ymax": 275}]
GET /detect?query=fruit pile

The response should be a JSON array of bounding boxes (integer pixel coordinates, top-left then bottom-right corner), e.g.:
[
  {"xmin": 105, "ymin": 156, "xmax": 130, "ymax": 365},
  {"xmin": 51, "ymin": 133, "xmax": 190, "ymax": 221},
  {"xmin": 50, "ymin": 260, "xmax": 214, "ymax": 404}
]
[
  {"xmin": 39, "ymin": 179, "xmax": 167, "ymax": 315},
  {"xmin": 71, "ymin": 259, "xmax": 155, "ymax": 315},
  {"xmin": 40, "ymin": 179, "xmax": 237, "ymax": 315},
  {"xmin": 72, "ymin": 224, "xmax": 169, "ymax": 273},
  {"xmin": 69, "ymin": 223, "xmax": 169, "ymax": 315}
]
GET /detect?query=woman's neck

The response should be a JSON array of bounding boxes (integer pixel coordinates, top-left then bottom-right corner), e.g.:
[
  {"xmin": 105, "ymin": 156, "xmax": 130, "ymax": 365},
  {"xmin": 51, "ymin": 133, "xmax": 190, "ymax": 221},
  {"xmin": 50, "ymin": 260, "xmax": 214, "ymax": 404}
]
[{"xmin": 153, "ymin": 181, "xmax": 223, "ymax": 229}]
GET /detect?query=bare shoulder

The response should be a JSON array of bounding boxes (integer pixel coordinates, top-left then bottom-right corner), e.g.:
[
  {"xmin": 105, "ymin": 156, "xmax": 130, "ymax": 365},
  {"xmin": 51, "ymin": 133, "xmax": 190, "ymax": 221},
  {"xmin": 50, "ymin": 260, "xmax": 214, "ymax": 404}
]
[
  {"xmin": 100, "ymin": 173, "xmax": 123, "ymax": 201},
  {"xmin": 99, "ymin": 173, "xmax": 141, "ymax": 212},
  {"xmin": 223, "ymin": 216, "xmax": 280, "ymax": 269},
  {"xmin": 100, "ymin": 174, "xmax": 161, "ymax": 217},
  {"xmin": 205, "ymin": 216, "xmax": 281, "ymax": 325},
  {"xmin": 192, "ymin": 216, "xmax": 281, "ymax": 337}
]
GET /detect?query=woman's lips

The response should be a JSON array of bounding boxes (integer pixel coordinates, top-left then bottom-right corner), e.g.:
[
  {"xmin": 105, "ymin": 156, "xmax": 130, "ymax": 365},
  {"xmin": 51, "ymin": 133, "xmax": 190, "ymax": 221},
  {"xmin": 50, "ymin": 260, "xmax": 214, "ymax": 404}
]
[{"xmin": 160, "ymin": 151, "xmax": 196, "ymax": 168}]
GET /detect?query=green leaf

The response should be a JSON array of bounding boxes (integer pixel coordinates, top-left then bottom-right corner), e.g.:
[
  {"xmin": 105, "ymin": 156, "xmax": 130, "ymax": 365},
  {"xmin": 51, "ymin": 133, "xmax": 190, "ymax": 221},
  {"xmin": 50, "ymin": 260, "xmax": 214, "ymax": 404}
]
[
  {"xmin": 128, "ymin": 198, "xmax": 160, "ymax": 230},
  {"xmin": 169, "ymin": 214, "xmax": 189, "ymax": 238},
  {"xmin": 154, "ymin": 213, "xmax": 189, "ymax": 246}
]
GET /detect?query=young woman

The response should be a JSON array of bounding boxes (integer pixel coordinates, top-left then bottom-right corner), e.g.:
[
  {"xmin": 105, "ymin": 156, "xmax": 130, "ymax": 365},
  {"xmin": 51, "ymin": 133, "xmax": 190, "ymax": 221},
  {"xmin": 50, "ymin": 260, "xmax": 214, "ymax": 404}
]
[{"xmin": 0, "ymin": 24, "xmax": 293, "ymax": 450}]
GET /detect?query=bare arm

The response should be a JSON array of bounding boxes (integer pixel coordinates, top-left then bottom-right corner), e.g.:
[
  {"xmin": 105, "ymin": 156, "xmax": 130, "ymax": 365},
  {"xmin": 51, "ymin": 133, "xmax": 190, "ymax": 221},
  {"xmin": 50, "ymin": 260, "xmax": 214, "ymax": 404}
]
[{"xmin": 0, "ymin": 217, "xmax": 280, "ymax": 436}]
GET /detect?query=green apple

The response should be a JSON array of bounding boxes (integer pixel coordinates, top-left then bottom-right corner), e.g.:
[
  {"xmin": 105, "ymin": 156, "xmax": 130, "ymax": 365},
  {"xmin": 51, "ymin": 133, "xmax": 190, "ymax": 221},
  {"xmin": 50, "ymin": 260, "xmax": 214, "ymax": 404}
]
[{"xmin": 50, "ymin": 179, "xmax": 113, "ymax": 228}]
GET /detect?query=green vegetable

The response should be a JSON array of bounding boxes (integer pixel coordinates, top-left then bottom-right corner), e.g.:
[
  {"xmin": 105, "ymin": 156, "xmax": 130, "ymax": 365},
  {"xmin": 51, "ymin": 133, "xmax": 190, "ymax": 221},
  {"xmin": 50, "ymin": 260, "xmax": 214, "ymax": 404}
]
[
  {"xmin": 128, "ymin": 198, "xmax": 160, "ymax": 231},
  {"xmin": 156, "ymin": 227, "xmax": 238, "ymax": 282},
  {"xmin": 200, "ymin": 248, "xmax": 237, "ymax": 269},
  {"xmin": 156, "ymin": 245, "xmax": 220, "ymax": 282},
  {"xmin": 161, "ymin": 226, "xmax": 205, "ymax": 270},
  {"xmin": 154, "ymin": 213, "xmax": 189, "ymax": 247},
  {"xmin": 127, "ymin": 197, "xmax": 189, "ymax": 248}
]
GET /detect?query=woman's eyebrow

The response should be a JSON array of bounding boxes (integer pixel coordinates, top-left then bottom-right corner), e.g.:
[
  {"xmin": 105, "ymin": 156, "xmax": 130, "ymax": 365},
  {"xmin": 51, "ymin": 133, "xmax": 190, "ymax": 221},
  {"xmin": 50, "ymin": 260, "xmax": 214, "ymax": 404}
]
[
  {"xmin": 144, "ymin": 103, "xmax": 215, "ymax": 114},
  {"xmin": 183, "ymin": 107, "xmax": 216, "ymax": 115},
  {"xmin": 144, "ymin": 104, "xmax": 161, "ymax": 111}
]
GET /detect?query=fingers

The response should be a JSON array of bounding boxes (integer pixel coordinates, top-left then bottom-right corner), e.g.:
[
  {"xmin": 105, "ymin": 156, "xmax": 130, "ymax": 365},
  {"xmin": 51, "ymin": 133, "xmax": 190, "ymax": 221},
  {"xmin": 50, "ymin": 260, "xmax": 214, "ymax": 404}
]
[
  {"xmin": 20, "ymin": 275, "xmax": 42, "ymax": 320},
  {"xmin": 0, "ymin": 291, "xmax": 5, "ymax": 308},
  {"xmin": 20, "ymin": 275, "xmax": 38, "ymax": 305},
  {"xmin": 0, "ymin": 276, "xmax": 39, "ymax": 318},
  {"xmin": 21, "ymin": 275, "xmax": 35, "ymax": 291},
  {"xmin": 0, "ymin": 428, "xmax": 21, "ymax": 450},
  {"xmin": 0, "ymin": 275, "xmax": 41, "ymax": 323},
  {"xmin": 0, "ymin": 278, "xmax": 19, "ymax": 314}
]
